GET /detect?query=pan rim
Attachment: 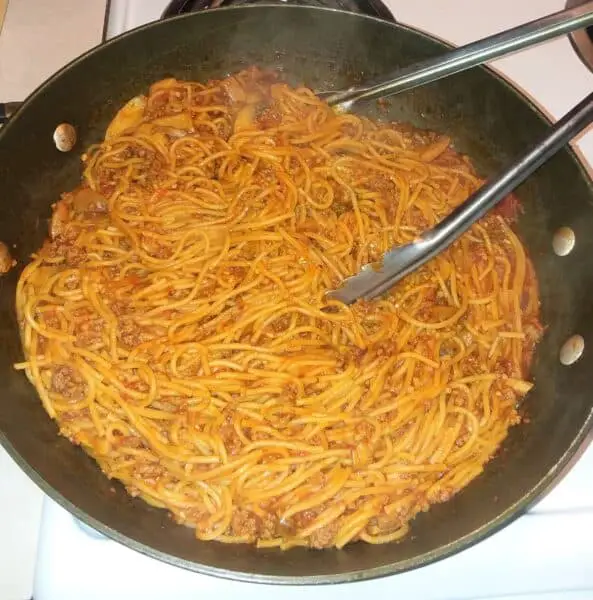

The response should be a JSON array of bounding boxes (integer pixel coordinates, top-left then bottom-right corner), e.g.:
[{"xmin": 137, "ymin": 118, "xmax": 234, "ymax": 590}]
[{"xmin": 1, "ymin": 3, "xmax": 592, "ymax": 585}]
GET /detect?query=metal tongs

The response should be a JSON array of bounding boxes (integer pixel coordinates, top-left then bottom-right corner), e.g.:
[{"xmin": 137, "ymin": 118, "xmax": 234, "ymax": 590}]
[{"xmin": 326, "ymin": 3, "xmax": 593, "ymax": 305}]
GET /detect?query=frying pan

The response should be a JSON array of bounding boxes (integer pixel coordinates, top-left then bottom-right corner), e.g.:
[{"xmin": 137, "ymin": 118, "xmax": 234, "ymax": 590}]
[{"xmin": 0, "ymin": 5, "xmax": 592, "ymax": 584}]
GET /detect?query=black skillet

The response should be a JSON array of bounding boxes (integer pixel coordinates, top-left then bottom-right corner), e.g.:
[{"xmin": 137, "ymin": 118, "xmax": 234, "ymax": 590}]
[{"xmin": 0, "ymin": 5, "xmax": 592, "ymax": 584}]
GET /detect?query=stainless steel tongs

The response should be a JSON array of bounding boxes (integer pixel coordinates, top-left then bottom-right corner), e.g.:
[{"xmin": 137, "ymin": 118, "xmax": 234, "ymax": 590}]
[{"xmin": 325, "ymin": 2, "xmax": 593, "ymax": 304}]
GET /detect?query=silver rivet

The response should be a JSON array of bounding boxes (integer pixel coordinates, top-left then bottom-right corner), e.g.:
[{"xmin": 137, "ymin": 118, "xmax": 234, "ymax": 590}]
[
  {"xmin": 559, "ymin": 334, "xmax": 584, "ymax": 366},
  {"xmin": 53, "ymin": 123, "xmax": 77, "ymax": 152},
  {"xmin": 552, "ymin": 226, "xmax": 575, "ymax": 257}
]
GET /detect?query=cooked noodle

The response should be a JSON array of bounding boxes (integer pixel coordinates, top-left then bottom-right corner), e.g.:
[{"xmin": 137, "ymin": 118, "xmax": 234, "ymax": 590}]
[{"xmin": 15, "ymin": 68, "xmax": 542, "ymax": 549}]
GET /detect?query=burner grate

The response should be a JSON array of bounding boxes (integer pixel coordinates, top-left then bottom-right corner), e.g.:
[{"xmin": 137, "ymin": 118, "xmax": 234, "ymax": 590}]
[{"xmin": 162, "ymin": 0, "xmax": 395, "ymax": 22}]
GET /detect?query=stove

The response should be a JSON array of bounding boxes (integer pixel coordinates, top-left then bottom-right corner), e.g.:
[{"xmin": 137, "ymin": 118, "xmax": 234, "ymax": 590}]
[{"xmin": 24, "ymin": 0, "xmax": 593, "ymax": 598}]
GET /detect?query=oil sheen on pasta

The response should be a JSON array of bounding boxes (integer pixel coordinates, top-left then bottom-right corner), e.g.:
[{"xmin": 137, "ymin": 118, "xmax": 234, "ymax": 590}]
[{"xmin": 15, "ymin": 68, "xmax": 542, "ymax": 549}]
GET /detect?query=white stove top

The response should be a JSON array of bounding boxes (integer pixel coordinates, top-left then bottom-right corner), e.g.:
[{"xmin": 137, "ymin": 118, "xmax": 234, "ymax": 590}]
[{"xmin": 2, "ymin": 0, "xmax": 593, "ymax": 599}]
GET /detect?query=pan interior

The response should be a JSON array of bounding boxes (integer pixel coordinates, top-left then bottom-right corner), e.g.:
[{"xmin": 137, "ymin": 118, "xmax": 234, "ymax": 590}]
[{"xmin": 0, "ymin": 6, "xmax": 592, "ymax": 583}]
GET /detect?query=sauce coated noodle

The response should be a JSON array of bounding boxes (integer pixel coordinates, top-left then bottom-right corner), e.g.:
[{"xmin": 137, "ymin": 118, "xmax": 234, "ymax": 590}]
[{"xmin": 15, "ymin": 68, "xmax": 541, "ymax": 549}]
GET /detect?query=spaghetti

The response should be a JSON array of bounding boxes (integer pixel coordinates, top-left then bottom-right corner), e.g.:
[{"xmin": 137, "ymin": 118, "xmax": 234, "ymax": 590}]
[{"xmin": 15, "ymin": 68, "xmax": 542, "ymax": 549}]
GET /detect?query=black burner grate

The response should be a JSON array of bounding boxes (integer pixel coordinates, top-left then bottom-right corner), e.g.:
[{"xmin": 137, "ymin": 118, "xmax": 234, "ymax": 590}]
[{"xmin": 162, "ymin": 0, "xmax": 395, "ymax": 22}]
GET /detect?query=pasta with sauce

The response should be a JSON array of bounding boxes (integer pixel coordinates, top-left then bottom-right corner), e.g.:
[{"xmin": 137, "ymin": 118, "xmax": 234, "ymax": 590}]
[{"xmin": 15, "ymin": 67, "xmax": 542, "ymax": 549}]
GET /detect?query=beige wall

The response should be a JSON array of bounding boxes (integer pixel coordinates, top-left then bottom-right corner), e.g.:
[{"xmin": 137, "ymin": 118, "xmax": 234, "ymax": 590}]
[{"xmin": 0, "ymin": 0, "xmax": 107, "ymax": 102}]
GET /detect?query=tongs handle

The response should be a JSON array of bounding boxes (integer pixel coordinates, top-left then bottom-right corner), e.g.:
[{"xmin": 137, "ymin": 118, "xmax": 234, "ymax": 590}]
[
  {"xmin": 326, "ymin": 2, "xmax": 593, "ymax": 110},
  {"xmin": 328, "ymin": 91, "xmax": 593, "ymax": 305}
]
